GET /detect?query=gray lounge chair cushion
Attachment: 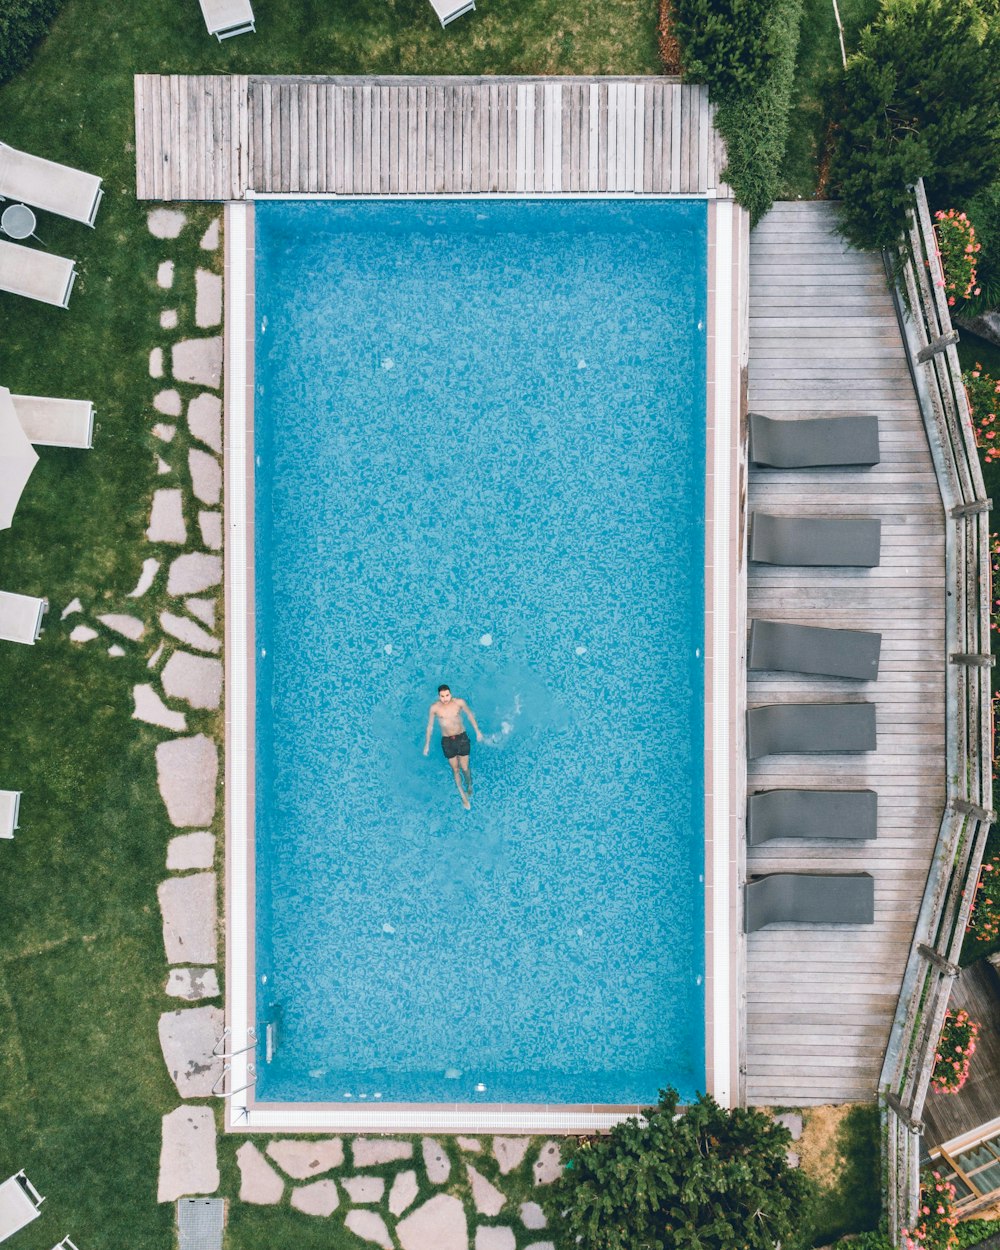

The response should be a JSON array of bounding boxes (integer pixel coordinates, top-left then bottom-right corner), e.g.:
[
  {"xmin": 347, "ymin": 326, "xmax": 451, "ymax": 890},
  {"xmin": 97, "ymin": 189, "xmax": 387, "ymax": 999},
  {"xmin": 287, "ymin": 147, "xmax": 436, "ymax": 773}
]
[
  {"xmin": 749, "ymin": 413, "xmax": 880, "ymax": 468},
  {"xmin": 745, "ymin": 873, "xmax": 875, "ymax": 932},
  {"xmin": 747, "ymin": 702, "xmax": 876, "ymax": 759},
  {"xmin": 750, "ymin": 514, "xmax": 881, "ymax": 567},
  {"xmin": 749, "ymin": 620, "xmax": 881, "ymax": 680},
  {"xmin": 747, "ymin": 789, "xmax": 877, "ymax": 844}
]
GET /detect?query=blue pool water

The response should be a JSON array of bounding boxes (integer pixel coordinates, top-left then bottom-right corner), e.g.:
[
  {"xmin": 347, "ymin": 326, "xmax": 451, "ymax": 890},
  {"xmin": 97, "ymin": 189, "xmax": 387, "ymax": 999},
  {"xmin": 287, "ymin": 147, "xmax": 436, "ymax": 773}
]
[{"xmin": 254, "ymin": 199, "xmax": 707, "ymax": 1105}]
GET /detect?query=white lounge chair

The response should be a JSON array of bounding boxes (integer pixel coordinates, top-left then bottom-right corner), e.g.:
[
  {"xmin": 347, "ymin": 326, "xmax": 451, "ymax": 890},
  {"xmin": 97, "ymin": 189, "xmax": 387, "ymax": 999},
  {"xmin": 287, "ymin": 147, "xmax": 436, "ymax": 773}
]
[
  {"xmin": 0, "ymin": 591, "xmax": 47, "ymax": 644},
  {"xmin": 0, "ymin": 791, "xmax": 20, "ymax": 839},
  {"xmin": 199, "ymin": 0, "xmax": 255, "ymax": 39},
  {"xmin": 429, "ymin": 0, "xmax": 475, "ymax": 24},
  {"xmin": 0, "ymin": 141, "xmax": 103, "ymax": 227},
  {"xmin": 51, "ymin": 1239, "xmax": 80, "ymax": 1250},
  {"xmin": 12, "ymin": 395, "xmax": 94, "ymax": 449},
  {"xmin": 0, "ymin": 1171, "xmax": 44, "ymax": 1243},
  {"xmin": 0, "ymin": 240, "xmax": 76, "ymax": 308}
]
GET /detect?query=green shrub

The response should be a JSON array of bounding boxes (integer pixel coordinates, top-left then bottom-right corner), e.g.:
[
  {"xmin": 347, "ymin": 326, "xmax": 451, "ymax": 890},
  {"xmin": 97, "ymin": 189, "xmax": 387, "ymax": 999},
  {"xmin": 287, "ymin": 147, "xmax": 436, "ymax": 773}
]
[
  {"xmin": 956, "ymin": 1217, "xmax": 1000, "ymax": 1248},
  {"xmin": 0, "ymin": 0, "xmax": 61, "ymax": 87},
  {"xmin": 964, "ymin": 180, "xmax": 1000, "ymax": 314}
]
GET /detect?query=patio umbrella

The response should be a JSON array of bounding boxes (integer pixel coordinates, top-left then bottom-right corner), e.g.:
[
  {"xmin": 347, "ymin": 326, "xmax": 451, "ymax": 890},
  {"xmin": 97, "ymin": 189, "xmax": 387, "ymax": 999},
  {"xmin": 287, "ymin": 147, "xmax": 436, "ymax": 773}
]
[{"xmin": 0, "ymin": 386, "xmax": 39, "ymax": 530}]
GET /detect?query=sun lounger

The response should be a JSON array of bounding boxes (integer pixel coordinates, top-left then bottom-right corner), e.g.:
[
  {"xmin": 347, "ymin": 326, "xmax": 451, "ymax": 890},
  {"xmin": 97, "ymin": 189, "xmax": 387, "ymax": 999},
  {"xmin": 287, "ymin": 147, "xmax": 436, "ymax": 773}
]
[
  {"xmin": 0, "ymin": 791, "xmax": 20, "ymax": 839},
  {"xmin": 747, "ymin": 702, "xmax": 876, "ymax": 759},
  {"xmin": 749, "ymin": 413, "xmax": 880, "ymax": 469},
  {"xmin": 52, "ymin": 1238, "xmax": 80, "ymax": 1250},
  {"xmin": 750, "ymin": 514, "xmax": 881, "ymax": 567},
  {"xmin": 745, "ymin": 873, "xmax": 875, "ymax": 932},
  {"xmin": 199, "ymin": 0, "xmax": 256, "ymax": 39},
  {"xmin": 11, "ymin": 395, "xmax": 94, "ymax": 449},
  {"xmin": 0, "ymin": 240, "xmax": 76, "ymax": 308},
  {"xmin": 747, "ymin": 788, "xmax": 877, "ymax": 845},
  {"xmin": 748, "ymin": 620, "xmax": 881, "ymax": 680},
  {"xmin": 0, "ymin": 591, "xmax": 47, "ymax": 644},
  {"xmin": 429, "ymin": 0, "xmax": 476, "ymax": 23},
  {"xmin": 0, "ymin": 1171, "xmax": 44, "ymax": 1243},
  {"xmin": 0, "ymin": 141, "xmax": 102, "ymax": 226}
]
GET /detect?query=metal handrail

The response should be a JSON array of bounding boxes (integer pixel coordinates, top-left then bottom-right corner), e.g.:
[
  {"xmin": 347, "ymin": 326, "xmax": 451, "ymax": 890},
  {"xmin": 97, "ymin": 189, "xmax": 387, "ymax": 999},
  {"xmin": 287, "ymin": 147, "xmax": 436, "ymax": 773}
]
[{"xmin": 211, "ymin": 1027, "xmax": 258, "ymax": 1098}]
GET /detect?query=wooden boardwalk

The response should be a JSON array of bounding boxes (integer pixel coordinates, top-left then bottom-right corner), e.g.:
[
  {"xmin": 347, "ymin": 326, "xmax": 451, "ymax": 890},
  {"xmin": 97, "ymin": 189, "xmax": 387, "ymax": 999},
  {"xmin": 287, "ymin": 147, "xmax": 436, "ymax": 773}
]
[
  {"xmin": 134, "ymin": 75, "xmax": 730, "ymax": 200},
  {"xmin": 744, "ymin": 202, "xmax": 946, "ymax": 1105}
]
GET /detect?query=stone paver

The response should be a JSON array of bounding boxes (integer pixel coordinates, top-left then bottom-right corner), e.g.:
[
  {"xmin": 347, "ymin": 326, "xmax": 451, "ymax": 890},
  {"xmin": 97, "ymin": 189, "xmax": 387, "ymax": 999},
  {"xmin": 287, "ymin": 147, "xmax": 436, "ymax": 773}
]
[
  {"xmin": 162, "ymin": 651, "xmax": 222, "ymax": 710},
  {"xmin": 476, "ymin": 1229, "xmax": 515, "ymax": 1250},
  {"xmin": 467, "ymin": 1165, "xmax": 505, "ymax": 1216},
  {"xmin": 291, "ymin": 1179, "xmax": 339, "ymax": 1216},
  {"xmin": 236, "ymin": 1142, "xmax": 284, "ymax": 1205},
  {"xmin": 158, "ymin": 1105, "xmax": 218, "ymax": 1203},
  {"xmin": 147, "ymin": 489, "xmax": 187, "ymax": 544},
  {"xmin": 185, "ymin": 597, "xmax": 215, "ymax": 629},
  {"xmin": 525, "ymin": 1243, "xmax": 556, "ymax": 1250},
  {"xmin": 152, "ymin": 422, "xmax": 175, "ymax": 442},
  {"xmin": 173, "ymin": 337, "xmax": 222, "ymax": 389},
  {"xmin": 493, "ymin": 1137, "xmax": 529, "ymax": 1174},
  {"xmin": 341, "ymin": 1176, "xmax": 384, "ymax": 1203},
  {"xmin": 147, "ymin": 643, "xmax": 165, "ymax": 669},
  {"xmin": 154, "ymin": 388, "xmax": 182, "ymax": 416},
  {"xmin": 167, "ymin": 831, "xmax": 215, "ymax": 870},
  {"xmin": 150, "ymin": 347, "xmax": 164, "ymax": 378},
  {"xmin": 773, "ymin": 1112, "xmax": 803, "ymax": 1140},
  {"xmin": 397, "ymin": 1194, "xmax": 467, "ymax": 1250},
  {"xmin": 353, "ymin": 1138, "xmax": 413, "ymax": 1166},
  {"xmin": 158, "ymin": 873, "xmax": 217, "ymax": 963},
  {"xmin": 108, "ymin": 644, "xmax": 125, "ymax": 657},
  {"xmin": 149, "ymin": 208, "xmax": 187, "ymax": 238},
  {"xmin": 156, "ymin": 735, "xmax": 218, "ymax": 826},
  {"xmin": 161, "ymin": 611, "xmax": 220, "ymax": 654},
  {"xmin": 134, "ymin": 683, "xmax": 187, "ymax": 731},
  {"xmin": 157, "ymin": 260, "xmax": 175, "ymax": 289},
  {"xmin": 128, "ymin": 557, "xmax": 161, "ymax": 597},
  {"xmin": 70, "ymin": 624, "xmax": 98, "ymax": 643},
  {"xmin": 423, "ymin": 1136, "xmax": 451, "ymax": 1183},
  {"xmin": 195, "ymin": 268, "xmax": 223, "ymax": 328},
  {"xmin": 267, "ymin": 1138, "xmax": 343, "ymax": 1178},
  {"xmin": 389, "ymin": 1169, "xmax": 418, "ymax": 1216},
  {"xmin": 532, "ymin": 1142, "xmax": 562, "ymax": 1185},
  {"xmin": 187, "ymin": 393, "xmax": 222, "ymax": 454},
  {"xmin": 520, "ymin": 1202, "xmax": 546, "ymax": 1229},
  {"xmin": 158, "ymin": 1004, "xmax": 223, "ymax": 1097},
  {"xmin": 98, "ymin": 612, "xmax": 145, "ymax": 640},
  {"xmin": 345, "ymin": 1211, "xmax": 392, "ymax": 1250},
  {"xmin": 157, "ymin": 456, "xmax": 171, "ymax": 475},
  {"xmin": 189, "ymin": 448, "xmax": 221, "ymax": 506},
  {"xmin": 201, "ymin": 219, "xmax": 220, "ymax": 250},
  {"xmin": 457, "ymin": 1137, "xmax": 482, "ymax": 1152},
  {"xmin": 165, "ymin": 967, "xmax": 220, "ymax": 1000},
  {"xmin": 199, "ymin": 511, "xmax": 222, "ymax": 551},
  {"xmin": 61, "ymin": 597, "xmax": 82, "ymax": 619},
  {"xmin": 168, "ymin": 552, "xmax": 222, "ymax": 596},
  {"xmin": 160, "ymin": 309, "xmax": 178, "ymax": 330}
]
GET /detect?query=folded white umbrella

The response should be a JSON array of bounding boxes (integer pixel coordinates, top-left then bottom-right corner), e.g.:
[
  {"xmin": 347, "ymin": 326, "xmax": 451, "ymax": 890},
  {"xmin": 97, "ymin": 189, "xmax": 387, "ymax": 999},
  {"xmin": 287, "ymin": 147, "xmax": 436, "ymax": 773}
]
[{"xmin": 0, "ymin": 385, "xmax": 39, "ymax": 530}]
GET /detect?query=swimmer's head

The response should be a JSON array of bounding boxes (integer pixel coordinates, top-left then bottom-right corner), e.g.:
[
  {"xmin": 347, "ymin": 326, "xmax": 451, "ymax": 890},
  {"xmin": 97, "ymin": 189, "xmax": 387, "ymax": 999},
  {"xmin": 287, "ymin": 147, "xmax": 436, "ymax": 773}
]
[{"xmin": 437, "ymin": 684, "xmax": 452, "ymax": 702}]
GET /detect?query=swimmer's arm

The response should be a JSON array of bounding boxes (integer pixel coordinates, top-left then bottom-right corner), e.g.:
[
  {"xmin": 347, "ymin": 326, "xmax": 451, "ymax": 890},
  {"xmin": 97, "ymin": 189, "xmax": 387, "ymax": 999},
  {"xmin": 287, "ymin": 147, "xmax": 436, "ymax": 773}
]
[
  {"xmin": 423, "ymin": 706, "xmax": 437, "ymax": 755},
  {"xmin": 459, "ymin": 699, "xmax": 484, "ymax": 741}
]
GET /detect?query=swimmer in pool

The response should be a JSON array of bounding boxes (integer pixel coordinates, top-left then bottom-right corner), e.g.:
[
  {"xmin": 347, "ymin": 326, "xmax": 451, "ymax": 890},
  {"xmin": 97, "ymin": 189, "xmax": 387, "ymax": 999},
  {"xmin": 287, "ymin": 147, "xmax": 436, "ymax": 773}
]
[{"xmin": 423, "ymin": 684, "xmax": 483, "ymax": 810}]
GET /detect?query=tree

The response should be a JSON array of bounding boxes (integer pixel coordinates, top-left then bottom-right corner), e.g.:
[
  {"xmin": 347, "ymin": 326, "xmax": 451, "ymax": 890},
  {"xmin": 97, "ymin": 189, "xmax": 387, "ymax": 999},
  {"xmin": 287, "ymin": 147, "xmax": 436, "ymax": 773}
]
[{"xmin": 549, "ymin": 1087, "xmax": 810, "ymax": 1250}]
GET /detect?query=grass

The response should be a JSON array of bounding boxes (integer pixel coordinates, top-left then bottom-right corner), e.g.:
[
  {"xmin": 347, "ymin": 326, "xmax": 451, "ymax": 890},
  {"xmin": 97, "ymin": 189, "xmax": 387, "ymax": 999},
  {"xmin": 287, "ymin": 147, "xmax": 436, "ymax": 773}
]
[{"xmin": 800, "ymin": 1104, "xmax": 882, "ymax": 1245}]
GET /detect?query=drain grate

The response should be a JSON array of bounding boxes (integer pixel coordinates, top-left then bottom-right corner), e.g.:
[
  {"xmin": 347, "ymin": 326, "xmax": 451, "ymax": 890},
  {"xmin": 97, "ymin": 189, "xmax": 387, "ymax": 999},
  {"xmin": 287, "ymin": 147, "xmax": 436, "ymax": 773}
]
[{"xmin": 177, "ymin": 1198, "xmax": 225, "ymax": 1250}]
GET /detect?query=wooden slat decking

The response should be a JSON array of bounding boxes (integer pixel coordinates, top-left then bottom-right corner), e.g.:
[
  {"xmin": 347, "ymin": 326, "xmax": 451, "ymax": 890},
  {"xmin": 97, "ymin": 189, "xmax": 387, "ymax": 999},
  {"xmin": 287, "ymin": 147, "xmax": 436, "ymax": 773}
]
[
  {"xmin": 133, "ymin": 75, "xmax": 731, "ymax": 201},
  {"xmin": 744, "ymin": 202, "xmax": 946, "ymax": 1105}
]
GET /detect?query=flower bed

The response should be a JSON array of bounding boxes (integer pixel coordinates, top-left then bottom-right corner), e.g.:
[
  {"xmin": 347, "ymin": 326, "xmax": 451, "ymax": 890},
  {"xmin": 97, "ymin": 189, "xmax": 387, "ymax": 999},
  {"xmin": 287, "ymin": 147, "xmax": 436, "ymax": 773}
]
[
  {"xmin": 934, "ymin": 208, "xmax": 981, "ymax": 306},
  {"xmin": 967, "ymin": 854, "xmax": 1000, "ymax": 944},
  {"xmin": 965, "ymin": 365, "xmax": 1000, "ymax": 465},
  {"xmin": 901, "ymin": 1171, "xmax": 958, "ymax": 1250},
  {"xmin": 931, "ymin": 1009, "xmax": 980, "ymax": 1095}
]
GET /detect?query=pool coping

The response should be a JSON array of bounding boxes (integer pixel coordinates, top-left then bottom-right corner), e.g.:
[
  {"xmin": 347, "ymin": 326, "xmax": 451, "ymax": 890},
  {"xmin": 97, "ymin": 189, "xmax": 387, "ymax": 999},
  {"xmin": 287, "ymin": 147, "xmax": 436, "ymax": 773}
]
[{"xmin": 224, "ymin": 195, "xmax": 746, "ymax": 1133}]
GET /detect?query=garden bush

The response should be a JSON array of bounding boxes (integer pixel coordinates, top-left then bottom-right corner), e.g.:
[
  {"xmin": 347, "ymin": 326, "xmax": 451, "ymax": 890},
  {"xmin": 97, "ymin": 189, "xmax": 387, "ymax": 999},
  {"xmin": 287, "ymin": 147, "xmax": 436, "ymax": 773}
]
[
  {"xmin": 965, "ymin": 365, "xmax": 1000, "ymax": 464},
  {"xmin": 0, "ymin": 0, "xmax": 62, "ymax": 86},
  {"xmin": 964, "ymin": 180, "xmax": 1000, "ymax": 315},
  {"xmin": 967, "ymin": 853, "xmax": 1000, "ymax": 940},
  {"xmin": 935, "ymin": 210, "xmax": 981, "ymax": 306},
  {"xmin": 902, "ymin": 1171, "xmax": 959, "ymax": 1250},
  {"xmin": 931, "ymin": 1009, "xmax": 980, "ymax": 1095}
]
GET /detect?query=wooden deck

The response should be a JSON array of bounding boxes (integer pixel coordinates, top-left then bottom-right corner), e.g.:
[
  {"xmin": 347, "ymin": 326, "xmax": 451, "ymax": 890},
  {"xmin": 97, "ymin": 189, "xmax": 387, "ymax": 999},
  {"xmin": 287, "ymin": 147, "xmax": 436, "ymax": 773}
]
[
  {"xmin": 133, "ymin": 75, "xmax": 730, "ymax": 201},
  {"xmin": 744, "ymin": 202, "xmax": 946, "ymax": 1105}
]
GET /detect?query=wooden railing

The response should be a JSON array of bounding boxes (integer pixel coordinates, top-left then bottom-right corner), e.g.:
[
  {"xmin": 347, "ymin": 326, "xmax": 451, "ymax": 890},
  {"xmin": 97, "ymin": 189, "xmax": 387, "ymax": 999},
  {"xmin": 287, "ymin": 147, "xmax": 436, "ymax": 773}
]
[{"xmin": 879, "ymin": 178, "xmax": 995, "ymax": 1240}]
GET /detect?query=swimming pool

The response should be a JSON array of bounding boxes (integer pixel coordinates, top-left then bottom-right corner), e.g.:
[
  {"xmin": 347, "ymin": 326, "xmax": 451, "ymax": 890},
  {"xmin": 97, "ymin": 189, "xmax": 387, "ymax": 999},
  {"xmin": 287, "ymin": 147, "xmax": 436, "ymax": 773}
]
[{"xmin": 252, "ymin": 198, "xmax": 707, "ymax": 1107}]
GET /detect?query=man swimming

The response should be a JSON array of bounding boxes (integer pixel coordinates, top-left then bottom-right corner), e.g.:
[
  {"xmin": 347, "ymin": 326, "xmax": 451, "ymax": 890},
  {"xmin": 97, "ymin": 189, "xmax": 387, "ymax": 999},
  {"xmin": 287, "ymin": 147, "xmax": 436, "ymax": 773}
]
[{"xmin": 423, "ymin": 684, "xmax": 483, "ymax": 810}]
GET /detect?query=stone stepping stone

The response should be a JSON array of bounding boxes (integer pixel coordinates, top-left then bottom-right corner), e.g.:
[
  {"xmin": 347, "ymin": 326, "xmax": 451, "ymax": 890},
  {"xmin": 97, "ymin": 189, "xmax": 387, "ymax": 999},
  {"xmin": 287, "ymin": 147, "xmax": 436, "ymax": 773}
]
[
  {"xmin": 165, "ymin": 967, "xmax": 219, "ymax": 1001},
  {"xmin": 185, "ymin": 598, "xmax": 215, "ymax": 629},
  {"xmin": 467, "ymin": 1165, "xmax": 505, "ymax": 1216},
  {"xmin": 291, "ymin": 1179, "xmax": 338, "ymax": 1216},
  {"xmin": 773, "ymin": 1112, "xmax": 802, "ymax": 1140},
  {"xmin": 157, "ymin": 260, "xmax": 175, "ymax": 289},
  {"xmin": 161, "ymin": 309, "xmax": 178, "ymax": 330},
  {"xmin": 173, "ymin": 338, "xmax": 222, "ymax": 390},
  {"xmin": 156, "ymin": 735, "xmax": 218, "ymax": 826},
  {"xmin": 388, "ymin": 1169, "xmax": 418, "ymax": 1216},
  {"xmin": 149, "ymin": 208, "xmax": 187, "ymax": 239},
  {"xmin": 532, "ymin": 1142, "xmax": 561, "ymax": 1185},
  {"xmin": 189, "ymin": 448, "xmax": 221, "ymax": 506},
  {"xmin": 70, "ymin": 624, "xmax": 98, "ymax": 643},
  {"xmin": 167, "ymin": 831, "xmax": 215, "ymax": 870},
  {"xmin": 398, "ymin": 1194, "xmax": 467, "ymax": 1250},
  {"xmin": 157, "ymin": 456, "xmax": 172, "ymax": 475},
  {"xmin": 457, "ymin": 1137, "xmax": 482, "ymax": 1153},
  {"xmin": 196, "ymin": 268, "xmax": 223, "ymax": 328},
  {"xmin": 352, "ymin": 1138, "xmax": 412, "ymax": 1166},
  {"xmin": 158, "ymin": 1004, "xmax": 223, "ymax": 1097},
  {"xmin": 520, "ymin": 1201, "xmax": 546, "ymax": 1229},
  {"xmin": 493, "ymin": 1137, "xmax": 529, "ymax": 1174},
  {"xmin": 236, "ymin": 1142, "xmax": 284, "ymax": 1205},
  {"xmin": 345, "ymin": 1211, "xmax": 392, "ymax": 1250},
  {"xmin": 108, "ymin": 645, "xmax": 125, "ymax": 658},
  {"xmin": 199, "ymin": 511, "xmax": 222, "ymax": 551},
  {"xmin": 98, "ymin": 612, "xmax": 145, "ymax": 640},
  {"xmin": 341, "ymin": 1176, "xmax": 384, "ymax": 1203},
  {"xmin": 422, "ymin": 1136, "xmax": 450, "ymax": 1183},
  {"xmin": 128, "ymin": 557, "xmax": 161, "ymax": 597},
  {"xmin": 148, "ymin": 489, "xmax": 186, "ymax": 544},
  {"xmin": 148, "ymin": 643, "xmax": 165, "ymax": 670},
  {"xmin": 61, "ymin": 597, "xmax": 82, "ymax": 619},
  {"xmin": 133, "ymin": 683, "xmax": 187, "ymax": 732},
  {"xmin": 154, "ymin": 389, "xmax": 182, "ymax": 416},
  {"xmin": 152, "ymin": 423, "xmax": 175, "ymax": 442},
  {"xmin": 525, "ymin": 1243, "xmax": 556, "ymax": 1250},
  {"xmin": 161, "ymin": 611, "xmax": 219, "ymax": 654},
  {"xmin": 162, "ymin": 651, "xmax": 222, "ymax": 710},
  {"xmin": 168, "ymin": 552, "xmax": 222, "ymax": 596},
  {"xmin": 158, "ymin": 1105, "xmax": 218, "ymax": 1203},
  {"xmin": 201, "ymin": 219, "xmax": 220, "ymax": 250},
  {"xmin": 158, "ymin": 873, "xmax": 217, "ymax": 963},
  {"xmin": 150, "ymin": 347, "xmax": 164, "ymax": 378},
  {"xmin": 187, "ymin": 393, "xmax": 222, "ymax": 454},
  {"xmin": 266, "ymin": 1138, "xmax": 343, "ymax": 1178},
  {"xmin": 476, "ymin": 1228, "xmax": 515, "ymax": 1250}
]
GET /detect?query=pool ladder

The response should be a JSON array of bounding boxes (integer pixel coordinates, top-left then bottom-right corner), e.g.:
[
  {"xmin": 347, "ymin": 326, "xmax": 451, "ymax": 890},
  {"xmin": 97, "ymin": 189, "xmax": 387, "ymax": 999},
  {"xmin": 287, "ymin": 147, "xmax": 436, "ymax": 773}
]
[{"xmin": 211, "ymin": 1027, "xmax": 257, "ymax": 1098}]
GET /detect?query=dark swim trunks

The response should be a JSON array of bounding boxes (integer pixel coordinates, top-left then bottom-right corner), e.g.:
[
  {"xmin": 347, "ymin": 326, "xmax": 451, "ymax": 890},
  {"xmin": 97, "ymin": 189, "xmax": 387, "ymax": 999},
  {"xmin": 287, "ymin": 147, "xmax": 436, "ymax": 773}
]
[{"xmin": 441, "ymin": 732, "xmax": 471, "ymax": 760}]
